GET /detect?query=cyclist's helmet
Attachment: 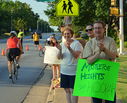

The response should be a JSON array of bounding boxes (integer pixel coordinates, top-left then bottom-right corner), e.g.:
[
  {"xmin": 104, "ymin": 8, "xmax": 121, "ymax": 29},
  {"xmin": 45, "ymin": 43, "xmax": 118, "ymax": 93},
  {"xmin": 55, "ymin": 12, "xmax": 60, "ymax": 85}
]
[{"xmin": 10, "ymin": 31, "xmax": 17, "ymax": 37}]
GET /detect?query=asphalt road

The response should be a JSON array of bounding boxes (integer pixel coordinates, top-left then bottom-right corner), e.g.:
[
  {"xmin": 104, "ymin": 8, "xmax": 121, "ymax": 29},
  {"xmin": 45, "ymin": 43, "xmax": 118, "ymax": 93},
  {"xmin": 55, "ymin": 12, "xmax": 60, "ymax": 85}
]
[{"xmin": 0, "ymin": 38, "xmax": 48, "ymax": 103}]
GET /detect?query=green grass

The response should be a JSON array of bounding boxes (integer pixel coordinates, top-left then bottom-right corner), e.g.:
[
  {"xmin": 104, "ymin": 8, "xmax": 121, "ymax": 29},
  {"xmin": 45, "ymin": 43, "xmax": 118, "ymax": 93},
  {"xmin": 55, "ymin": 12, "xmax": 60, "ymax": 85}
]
[{"xmin": 116, "ymin": 55, "xmax": 127, "ymax": 103}]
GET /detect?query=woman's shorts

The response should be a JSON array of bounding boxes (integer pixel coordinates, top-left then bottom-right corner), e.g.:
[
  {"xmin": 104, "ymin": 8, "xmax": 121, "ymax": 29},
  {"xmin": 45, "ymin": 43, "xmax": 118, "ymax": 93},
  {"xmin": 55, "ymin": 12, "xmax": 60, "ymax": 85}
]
[
  {"xmin": 34, "ymin": 41, "xmax": 39, "ymax": 45},
  {"xmin": 6, "ymin": 48, "xmax": 20, "ymax": 61},
  {"xmin": 60, "ymin": 73, "xmax": 76, "ymax": 89}
]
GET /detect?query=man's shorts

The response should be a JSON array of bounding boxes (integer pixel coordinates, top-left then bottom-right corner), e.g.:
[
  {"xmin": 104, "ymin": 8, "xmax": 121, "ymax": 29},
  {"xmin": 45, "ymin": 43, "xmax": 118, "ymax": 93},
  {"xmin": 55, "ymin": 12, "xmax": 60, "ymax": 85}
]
[
  {"xmin": 60, "ymin": 73, "xmax": 76, "ymax": 89},
  {"xmin": 34, "ymin": 41, "xmax": 39, "ymax": 45},
  {"xmin": 6, "ymin": 48, "xmax": 20, "ymax": 61}
]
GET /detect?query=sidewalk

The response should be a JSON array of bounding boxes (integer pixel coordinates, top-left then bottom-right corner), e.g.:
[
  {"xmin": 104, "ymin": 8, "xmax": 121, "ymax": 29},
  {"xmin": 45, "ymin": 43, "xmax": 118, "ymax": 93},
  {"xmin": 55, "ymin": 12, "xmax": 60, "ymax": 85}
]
[
  {"xmin": 22, "ymin": 65, "xmax": 122, "ymax": 103},
  {"xmin": 46, "ymin": 87, "xmax": 91, "ymax": 103},
  {"xmin": 47, "ymin": 87, "xmax": 122, "ymax": 103}
]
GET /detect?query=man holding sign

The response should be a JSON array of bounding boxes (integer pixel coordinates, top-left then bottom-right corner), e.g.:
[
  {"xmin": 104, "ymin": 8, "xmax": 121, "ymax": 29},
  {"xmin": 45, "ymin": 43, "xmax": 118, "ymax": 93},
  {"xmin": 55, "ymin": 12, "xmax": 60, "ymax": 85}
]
[{"xmin": 82, "ymin": 21, "xmax": 118, "ymax": 103}]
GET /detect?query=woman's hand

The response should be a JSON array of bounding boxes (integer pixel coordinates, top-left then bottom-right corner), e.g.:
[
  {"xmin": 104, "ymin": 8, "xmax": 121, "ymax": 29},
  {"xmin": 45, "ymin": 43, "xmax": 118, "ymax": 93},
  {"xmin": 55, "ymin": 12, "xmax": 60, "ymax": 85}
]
[
  {"xmin": 64, "ymin": 41, "xmax": 71, "ymax": 49},
  {"xmin": 56, "ymin": 43, "xmax": 62, "ymax": 50},
  {"xmin": 57, "ymin": 44, "xmax": 63, "ymax": 59}
]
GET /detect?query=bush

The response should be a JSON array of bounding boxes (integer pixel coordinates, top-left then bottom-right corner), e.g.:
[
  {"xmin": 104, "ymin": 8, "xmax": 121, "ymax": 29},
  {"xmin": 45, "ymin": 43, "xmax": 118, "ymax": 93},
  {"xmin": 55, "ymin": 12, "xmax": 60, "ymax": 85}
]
[
  {"xmin": 124, "ymin": 42, "xmax": 127, "ymax": 48},
  {"xmin": 122, "ymin": 96, "xmax": 127, "ymax": 103}
]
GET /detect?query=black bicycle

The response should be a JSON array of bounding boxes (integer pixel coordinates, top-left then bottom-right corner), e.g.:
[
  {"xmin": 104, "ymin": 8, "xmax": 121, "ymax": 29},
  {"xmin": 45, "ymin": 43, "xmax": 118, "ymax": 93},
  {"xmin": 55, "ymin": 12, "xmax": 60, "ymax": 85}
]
[{"xmin": 10, "ymin": 55, "xmax": 18, "ymax": 84}]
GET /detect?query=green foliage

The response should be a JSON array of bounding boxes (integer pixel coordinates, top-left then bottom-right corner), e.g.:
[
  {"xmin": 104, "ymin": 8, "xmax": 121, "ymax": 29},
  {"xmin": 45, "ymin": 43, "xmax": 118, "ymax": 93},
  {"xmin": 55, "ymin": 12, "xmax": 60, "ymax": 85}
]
[
  {"xmin": 124, "ymin": 42, "xmax": 127, "ymax": 48},
  {"xmin": 117, "ymin": 54, "xmax": 127, "ymax": 103},
  {"xmin": 0, "ymin": 1, "xmax": 38, "ymax": 33},
  {"xmin": 0, "ymin": 0, "xmax": 53, "ymax": 36},
  {"xmin": 44, "ymin": 0, "xmax": 127, "ymax": 41},
  {"xmin": 44, "ymin": 0, "xmax": 64, "ymax": 26}
]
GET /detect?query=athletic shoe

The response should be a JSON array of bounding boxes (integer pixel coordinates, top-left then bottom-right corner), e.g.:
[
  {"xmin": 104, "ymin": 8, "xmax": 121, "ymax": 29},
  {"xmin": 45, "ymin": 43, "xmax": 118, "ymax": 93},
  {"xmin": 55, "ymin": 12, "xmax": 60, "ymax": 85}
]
[
  {"xmin": 9, "ymin": 74, "xmax": 12, "ymax": 79},
  {"xmin": 16, "ymin": 64, "xmax": 20, "ymax": 69}
]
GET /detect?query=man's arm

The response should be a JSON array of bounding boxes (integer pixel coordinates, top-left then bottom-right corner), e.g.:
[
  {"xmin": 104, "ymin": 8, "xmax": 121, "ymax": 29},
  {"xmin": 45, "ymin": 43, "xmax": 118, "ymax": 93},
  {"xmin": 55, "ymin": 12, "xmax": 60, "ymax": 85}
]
[{"xmin": 86, "ymin": 52, "xmax": 100, "ymax": 64}]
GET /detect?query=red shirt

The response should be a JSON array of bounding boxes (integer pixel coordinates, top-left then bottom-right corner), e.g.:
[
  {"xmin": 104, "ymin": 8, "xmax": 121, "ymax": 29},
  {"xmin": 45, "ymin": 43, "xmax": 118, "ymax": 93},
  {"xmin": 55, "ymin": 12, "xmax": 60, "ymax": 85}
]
[{"xmin": 7, "ymin": 37, "xmax": 20, "ymax": 49}]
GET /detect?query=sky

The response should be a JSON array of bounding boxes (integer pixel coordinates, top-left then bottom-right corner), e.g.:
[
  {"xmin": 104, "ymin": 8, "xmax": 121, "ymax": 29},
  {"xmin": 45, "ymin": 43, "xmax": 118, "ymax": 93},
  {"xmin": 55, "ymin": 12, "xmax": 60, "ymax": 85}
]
[{"xmin": 13, "ymin": 0, "xmax": 58, "ymax": 30}]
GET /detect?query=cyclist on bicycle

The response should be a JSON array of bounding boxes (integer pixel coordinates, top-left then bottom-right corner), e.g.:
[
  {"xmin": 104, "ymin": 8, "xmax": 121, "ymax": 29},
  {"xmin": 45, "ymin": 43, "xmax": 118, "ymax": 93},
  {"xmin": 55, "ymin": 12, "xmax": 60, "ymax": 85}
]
[{"xmin": 6, "ymin": 31, "xmax": 22, "ymax": 79}]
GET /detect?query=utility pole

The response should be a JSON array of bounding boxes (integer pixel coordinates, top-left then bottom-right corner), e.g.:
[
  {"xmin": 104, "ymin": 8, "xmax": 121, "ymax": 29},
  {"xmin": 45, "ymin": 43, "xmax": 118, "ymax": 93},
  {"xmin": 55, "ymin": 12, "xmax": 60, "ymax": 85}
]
[
  {"xmin": 47, "ymin": 25, "xmax": 48, "ymax": 33},
  {"xmin": 119, "ymin": 0, "xmax": 124, "ymax": 55},
  {"xmin": 37, "ymin": 20, "xmax": 39, "ymax": 31},
  {"xmin": 64, "ymin": 16, "xmax": 72, "ymax": 26},
  {"xmin": 11, "ymin": 9, "xmax": 13, "ymax": 31},
  {"xmin": 106, "ymin": 24, "xmax": 108, "ymax": 37}
]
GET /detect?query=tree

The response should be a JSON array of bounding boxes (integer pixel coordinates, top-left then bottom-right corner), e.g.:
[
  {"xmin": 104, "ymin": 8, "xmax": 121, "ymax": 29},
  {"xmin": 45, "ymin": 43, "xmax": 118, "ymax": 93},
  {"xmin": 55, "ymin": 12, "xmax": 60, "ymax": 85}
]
[
  {"xmin": 0, "ymin": 0, "xmax": 53, "ymax": 36},
  {"xmin": 44, "ymin": 0, "xmax": 63, "ymax": 26},
  {"xmin": 43, "ymin": 0, "xmax": 127, "ymax": 41}
]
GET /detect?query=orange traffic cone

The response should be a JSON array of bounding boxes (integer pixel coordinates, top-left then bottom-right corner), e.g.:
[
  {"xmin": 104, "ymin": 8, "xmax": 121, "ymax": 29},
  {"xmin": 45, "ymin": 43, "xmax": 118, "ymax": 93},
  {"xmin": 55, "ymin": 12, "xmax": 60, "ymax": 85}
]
[
  {"xmin": 26, "ymin": 45, "xmax": 29, "ymax": 51},
  {"xmin": 1, "ymin": 48, "xmax": 5, "ymax": 56},
  {"xmin": 38, "ymin": 45, "xmax": 42, "ymax": 51}
]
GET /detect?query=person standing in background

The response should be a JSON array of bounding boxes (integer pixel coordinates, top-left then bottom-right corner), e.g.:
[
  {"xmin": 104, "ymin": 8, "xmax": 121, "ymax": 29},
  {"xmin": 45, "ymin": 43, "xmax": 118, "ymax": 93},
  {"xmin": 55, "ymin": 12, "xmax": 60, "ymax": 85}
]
[
  {"xmin": 49, "ymin": 36, "xmax": 60, "ymax": 81},
  {"xmin": 32, "ymin": 32, "xmax": 40, "ymax": 50},
  {"xmin": 85, "ymin": 24, "xmax": 95, "ymax": 39},
  {"xmin": 18, "ymin": 29, "xmax": 24, "ymax": 53},
  {"xmin": 73, "ymin": 32, "xmax": 86, "ymax": 48}
]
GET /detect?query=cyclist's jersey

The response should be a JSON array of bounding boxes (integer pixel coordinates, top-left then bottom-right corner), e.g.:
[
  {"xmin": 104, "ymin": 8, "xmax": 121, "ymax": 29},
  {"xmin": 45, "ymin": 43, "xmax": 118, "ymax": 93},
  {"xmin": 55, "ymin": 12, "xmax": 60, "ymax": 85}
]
[
  {"xmin": 7, "ymin": 37, "xmax": 20, "ymax": 49},
  {"xmin": 33, "ymin": 34, "xmax": 39, "ymax": 41},
  {"xmin": 17, "ymin": 32, "xmax": 24, "ymax": 38}
]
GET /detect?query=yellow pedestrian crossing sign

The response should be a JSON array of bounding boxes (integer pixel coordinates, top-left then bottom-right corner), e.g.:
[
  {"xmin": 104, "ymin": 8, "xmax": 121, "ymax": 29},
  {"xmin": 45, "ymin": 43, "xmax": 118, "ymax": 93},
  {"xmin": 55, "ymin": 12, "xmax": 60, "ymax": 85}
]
[{"xmin": 56, "ymin": 0, "xmax": 79, "ymax": 16}]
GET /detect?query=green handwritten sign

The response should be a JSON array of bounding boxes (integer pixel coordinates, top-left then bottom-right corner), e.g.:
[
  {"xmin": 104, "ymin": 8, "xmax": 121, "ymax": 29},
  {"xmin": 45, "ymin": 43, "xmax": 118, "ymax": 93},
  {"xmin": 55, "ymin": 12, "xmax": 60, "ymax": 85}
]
[{"xmin": 73, "ymin": 59, "xmax": 120, "ymax": 101}]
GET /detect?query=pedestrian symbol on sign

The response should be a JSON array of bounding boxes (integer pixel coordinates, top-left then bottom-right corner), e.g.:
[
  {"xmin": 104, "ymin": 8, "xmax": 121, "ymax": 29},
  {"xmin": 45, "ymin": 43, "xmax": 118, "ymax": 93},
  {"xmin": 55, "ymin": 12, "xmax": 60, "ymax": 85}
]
[
  {"xmin": 62, "ymin": 1, "xmax": 67, "ymax": 13},
  {"xmin": 67, "ymin": 0, "xmax": 73, "ymax": 14},
  {"xmin": 56, "ymin": 0, "xmax": 79, "ymax": 16}
]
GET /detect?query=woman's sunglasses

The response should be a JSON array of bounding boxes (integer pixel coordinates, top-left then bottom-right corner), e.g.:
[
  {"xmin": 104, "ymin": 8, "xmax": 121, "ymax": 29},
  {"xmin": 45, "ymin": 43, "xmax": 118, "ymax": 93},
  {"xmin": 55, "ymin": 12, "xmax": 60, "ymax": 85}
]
[{"xmin": 86, "ymin": 28, "xmax": 93, "ymax": 32}]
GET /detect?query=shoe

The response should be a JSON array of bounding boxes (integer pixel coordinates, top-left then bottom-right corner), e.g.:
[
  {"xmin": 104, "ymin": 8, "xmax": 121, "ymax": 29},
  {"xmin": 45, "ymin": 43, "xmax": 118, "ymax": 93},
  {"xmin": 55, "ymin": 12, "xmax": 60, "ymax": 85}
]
[
  {"xmin": 9, "ymin": 74, "xmax": 12, "ymax": 79},
  {"xmin": 16, "ymin": 64, "xmax": 20, "ymax": 69}
]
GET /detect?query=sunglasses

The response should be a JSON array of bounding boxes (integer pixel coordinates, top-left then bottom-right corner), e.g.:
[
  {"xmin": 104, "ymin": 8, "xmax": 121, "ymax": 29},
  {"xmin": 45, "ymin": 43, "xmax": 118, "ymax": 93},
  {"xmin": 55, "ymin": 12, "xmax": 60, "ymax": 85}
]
[{"xmin": 86, "ymin": 28, "xmax": 93, "ymax": 32}]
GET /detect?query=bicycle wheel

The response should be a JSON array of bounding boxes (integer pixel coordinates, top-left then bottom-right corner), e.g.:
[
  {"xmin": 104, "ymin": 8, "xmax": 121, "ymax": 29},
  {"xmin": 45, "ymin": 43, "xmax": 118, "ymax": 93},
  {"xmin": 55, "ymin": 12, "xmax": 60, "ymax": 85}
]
[
  {"xmin": 14, "ymin": 66, "xmax": 18, "ymax": 80},
  {"xmin": 14, "ymin": 60, "xmax": 18, "ymax": 80},
  {"xmin": 11, "ymin": 61, "xmax": 17, "ymax": 84},
  {"xmin": 39, "ymin": 50, "xmax": 44, "ymax": 57}
]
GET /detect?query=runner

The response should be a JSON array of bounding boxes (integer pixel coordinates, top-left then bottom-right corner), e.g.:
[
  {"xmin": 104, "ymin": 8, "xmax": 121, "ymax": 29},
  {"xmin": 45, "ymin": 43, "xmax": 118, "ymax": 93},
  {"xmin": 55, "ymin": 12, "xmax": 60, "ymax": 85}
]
[{"xmin": 32, "ymin": 32, "xmax": 40, "ymax": 50}]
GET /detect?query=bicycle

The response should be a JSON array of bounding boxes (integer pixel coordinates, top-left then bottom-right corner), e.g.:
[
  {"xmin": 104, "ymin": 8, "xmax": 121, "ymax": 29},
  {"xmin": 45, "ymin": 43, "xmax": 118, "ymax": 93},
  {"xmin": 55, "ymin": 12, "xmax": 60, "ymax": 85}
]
[
  {"xmin": 38, "ymin": 46, "xmax": 49, "ymax": 68},
  {"xmin": 10, "ymin": 55, "xmax": 18, "ymax": 84},
  {"xmin": 39, "ymin": 47, "xmax": 45, "ymax": 57}
]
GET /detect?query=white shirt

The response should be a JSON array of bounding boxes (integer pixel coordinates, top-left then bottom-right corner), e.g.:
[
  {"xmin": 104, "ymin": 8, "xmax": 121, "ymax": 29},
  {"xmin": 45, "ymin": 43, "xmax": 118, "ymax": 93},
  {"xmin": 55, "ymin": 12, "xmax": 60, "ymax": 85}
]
[{"xmin": 60, "ymin": 40, "xmax": 83, "ymax": 75}]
